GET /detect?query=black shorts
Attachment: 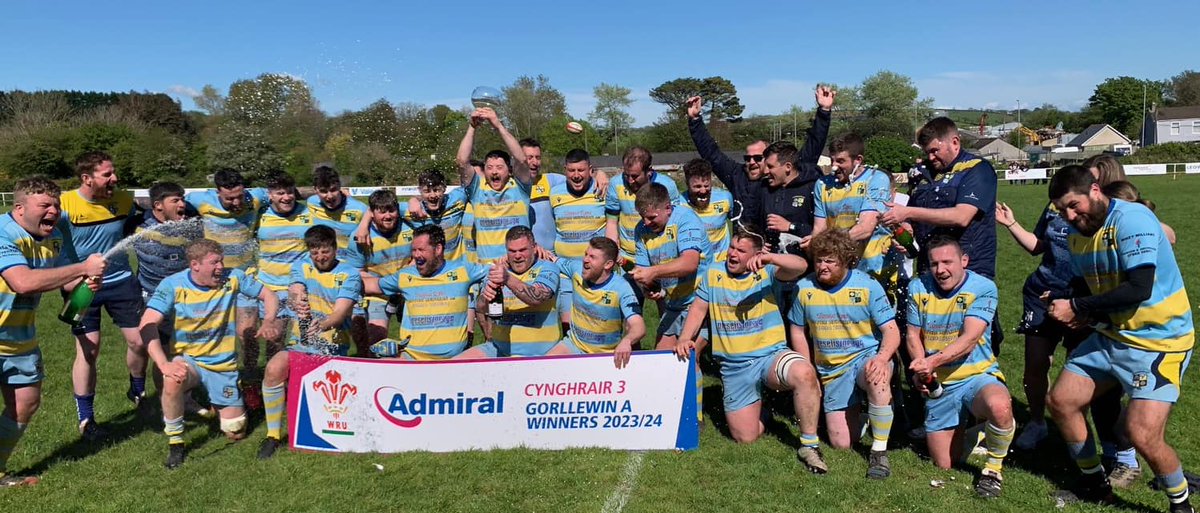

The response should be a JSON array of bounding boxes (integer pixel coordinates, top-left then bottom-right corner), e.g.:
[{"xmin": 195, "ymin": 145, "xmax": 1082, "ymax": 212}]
[
  {"xmin": 70, "ymin": 278, "xmax": 142, "ymax": 336},
  {"xmin": 1017, "ymin": 286, "xmax": 1089, "ymax": 352}
]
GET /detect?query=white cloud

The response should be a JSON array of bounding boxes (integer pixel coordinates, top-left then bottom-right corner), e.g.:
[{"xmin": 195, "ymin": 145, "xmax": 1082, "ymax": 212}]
[{"xmin": 166, "ymin": 85, "xmax": 200, "ymax": 98}]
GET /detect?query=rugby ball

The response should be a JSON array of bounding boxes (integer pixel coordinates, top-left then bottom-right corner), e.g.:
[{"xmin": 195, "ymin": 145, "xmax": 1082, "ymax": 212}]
[{"xmin": 566, "ymin": 121, "xmax": 583, "ymax": 134}]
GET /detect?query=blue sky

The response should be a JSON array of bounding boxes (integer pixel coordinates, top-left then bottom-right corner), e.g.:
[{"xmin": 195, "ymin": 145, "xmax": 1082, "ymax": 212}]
[{"xmin": 2, "ymin": 0, "xmax": 1194, "ymax": 126}]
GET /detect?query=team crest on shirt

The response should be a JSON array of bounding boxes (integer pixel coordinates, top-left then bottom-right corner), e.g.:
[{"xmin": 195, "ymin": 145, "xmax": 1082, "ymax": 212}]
[
  {"xmin": 1100, "ymin": 227, "xmax": 1117, "ymax": 250},
  {"xmin": 955, "ymin": 295, "xmax": 967, "ymax": 310},
  {"xmin": 855, "ymin": 183, "xmax": 866, "ymax": 194},
  {"xmin": 792, "ymin": 196, "xmax": 805, "ymax": 208},
  {"xmin": 222, "ymin": 386, "xmax": 236, "ymax": 399},
  {"xmin": 715, "ymin": 204, "xmax": 725, "ymax": 213},
  {"xmin": 848, "ymin": 290, "xmax": 863, "ymax": 304},
  {"xmin": 603, "ymin": 293, "xmax": 612, "ymax": 305},
  {"xmin": 346, "ymin": 212, "xmax": 359, "ymax": 223},
  {"xmin": 447, "ymin": 271, "xmax": 459, "ymax": 282},
  {"xmin": 1132, "ymin": 372, "xmax": 1149, "ymax": 390},
  {"xmin": 334, "ymin": 274, "xmax": 346, "ymax": 287}
]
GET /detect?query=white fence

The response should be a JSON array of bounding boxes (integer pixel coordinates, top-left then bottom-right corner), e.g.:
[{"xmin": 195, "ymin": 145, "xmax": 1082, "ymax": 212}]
[{"xmin": 1000, "ymin": 162, "xmax": 1200, "ymax": 181}]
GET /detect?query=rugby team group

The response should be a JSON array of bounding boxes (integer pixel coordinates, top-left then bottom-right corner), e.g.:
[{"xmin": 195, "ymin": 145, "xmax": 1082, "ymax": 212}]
[{"xmin": 0, "ymin": 86, "xmax": 1193, "ymax": 511}]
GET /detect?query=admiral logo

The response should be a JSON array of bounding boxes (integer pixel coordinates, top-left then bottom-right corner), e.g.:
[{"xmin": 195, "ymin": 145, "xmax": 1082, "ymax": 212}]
[{"xmin": 373, "ymin": 387, "xmax": 505, "ymax": 429}]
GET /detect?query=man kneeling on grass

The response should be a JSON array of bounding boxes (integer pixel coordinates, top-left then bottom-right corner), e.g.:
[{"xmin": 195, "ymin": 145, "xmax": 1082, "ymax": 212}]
[
  {"xmin": 673, "ymin": 228, "xmax": 827, "ymax": 474},
  {"xmin": 140, "ymin": 239, "xmax": 280, "ymax": 469},
  {"xmin": 788, "ymin": 229, "xmax": 900, "ymax": 479}
]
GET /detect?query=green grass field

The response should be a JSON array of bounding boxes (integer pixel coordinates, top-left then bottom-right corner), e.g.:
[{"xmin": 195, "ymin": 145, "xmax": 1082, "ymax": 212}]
[{"xmin": 2, "ymin": 176, "xmax": 1198, "ymax": 512}]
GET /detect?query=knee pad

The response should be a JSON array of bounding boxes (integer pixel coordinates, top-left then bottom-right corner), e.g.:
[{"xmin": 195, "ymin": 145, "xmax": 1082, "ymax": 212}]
[
  {"xmin": 774, "ymin": 351, "xmax": 808, "ymax": 388},
  {"xmin": 221, "ymin": 414, "xmax": 247, "ymax": 439}
]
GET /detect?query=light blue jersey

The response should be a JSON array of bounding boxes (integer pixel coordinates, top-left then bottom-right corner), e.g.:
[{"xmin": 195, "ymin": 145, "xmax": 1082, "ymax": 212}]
[
  {"xmin": 605, "ymin": 171, "xmax": 682, "ymax": 260},
  {"xmin": 813, "ymin": 168, "xmax": 895, "ymax": 275},
  {"xmin": 59, "ymin": 189, "xmax": 138, "ymax": 284},
  {"xmin": 0, "ymin": 214, "xmax": 75, "ymax": 355},
  {"xmin": 146, "ymin": 269, "xmax": 264, "ymax": 372},
  {"xmin": 529, "ymin": 173, "xmax": 566, "ymax": 252},
  {"xmin": 790, "ymin": 269, "xmax": 895, "ymax": 380},
  {"xmin": 558, "ymin": 259, "xmax": 642, "ymax": 353},
  {"xmin": 907, "ymin": 270, "xmax": 1002, "ymax": 385},
  {"xmin": 466, "ymin": 175, "xmax": 532, "ymax": 263},
  {"xmin": 378, "ymin": 259, "xmax": 490, "ymax": 360},
  {"xmin": 684, "ymin": 187, "xmax": 733, "ymax": 263},
  {"xmin": 634, "ymin": 206, "xmax": 708, "ymax": 311},
  {"xmin": 307, "ymin": 194, "xmax": 369, "ymax": 262},
  {"xmin": 185, "ymin": 188, "xmax": 269, "ymax": 271}
]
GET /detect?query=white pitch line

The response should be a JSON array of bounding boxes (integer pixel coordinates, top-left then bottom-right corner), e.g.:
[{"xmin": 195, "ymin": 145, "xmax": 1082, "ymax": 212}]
[{"xmin": 600, "ymin": 451, "xmax": 646, "ymax": 513}]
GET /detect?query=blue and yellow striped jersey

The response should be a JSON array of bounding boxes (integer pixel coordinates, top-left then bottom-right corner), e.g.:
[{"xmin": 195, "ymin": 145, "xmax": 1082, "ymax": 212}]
[
  {"xmin": 634, "ymin": 207, "xmax": 708, "ymax": 311},
  {"xmin": 906, "ymin": 270, "xmax": 1002, "ymax": 385},
  {"xmin": 132, "ymin": 211, "xmax": 202, "ymax": 295},
  {"xmin": 549, "ymin": 178, "xmax": 607, "ymax": 260},
  {"xmin": 345, "ymin": 223, "xmax": 412, "ymax": 279},
  {"xmin": 185, "ymin": 188, "xmax": 268, "ymax": 271},
  {"xmin": 0, "ymin": 214, "xmax": 74, "ymax": 355},
  {"xmin": 378, "ymin": 258, "xmax": 490, "ymax": 360},
  {"xmin": 405, "ymin": 188, "xmax": 468, "ymax": 262},
  {"xmin": 466, "ymin": 175, "xmax": 531, "ymax": 263},
  {"xmin": 814, "ymin": 168, "xmax": 895, "ymax": 274},
  {"xmin": 256, "ymin": 203, "xmax": 313, "ymax": 291},
  {"xmin": 605, "ymin": 172, "xmax": 682, "ymax": 260},
  {"xmin": 696, "ymin": 263, "xmax": 787, "ymax": 365},
  {"xmin": 306, "ymin": 194, "xmax": 369, "ymax": 261},
  {"xmin": 1068, "ymin": 199, "xmax": 1194, "ymax": 353},
  {"xmin": 530, "ymin": 173, "xmax": 566, "ymax": 251},
  {"xmin": 59, "ymin": 188, "xmax": 137, "ymax": 284},
  {"xmin": 790, "ymin": 270, "xmax": 895, "ymax": 379},
  {"xmin": 684, "ymin": 188, "xmax": 733, "ymax": 263},
  {"xmin": 558, "ymin": 259, "xmax": 642, "ymax": 354},
  {"xmin": 289, "ymin": 258, "xmax": 362, "ymax": 349},
  {"xmin": 146, "ymin": 268, "xmax": 264, "ymax": 372},
  {"xmin": 462, "ymin": 201, "xmax": 477, "ymax": 257},
  {"xmin": 490, "ymin": 259, "xmax": 561, "ymax": 356}
]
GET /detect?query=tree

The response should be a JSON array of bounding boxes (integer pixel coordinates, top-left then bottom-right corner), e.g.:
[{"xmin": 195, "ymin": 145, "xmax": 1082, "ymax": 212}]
[
  {"xmin": 501, "ymin": 75, "xmax": 567, "ymax": 138},
  {"xmin": 205, "ymin": 122, "xmax": 285, "ymax": 183},
  {"xmin": 1087, "ymin": 76, "xmax": 1165, "ymax": 137},
  {"xmin": 193, "ymin": 84, "xmax": 226, "ymax": 117},
  {"xmin": 589, "ymin": 83, "xmax": 635, "ymax": 154},
  {"xmin": 852, "ymin": 71, "xmax": 933, "ymax": 139},
  {"xmin": 865, "ymin": 136, "xmax": 921, "ymax": 174},
  {"xmin": 225, "ymin": 73, "xmax": 320, "ymax": 127},
  {"xmin": 649, "ymin": 76, "xmax": 745, "ymax": 121},
  {"xmin": 1165, "ymin": 70, "xmax": 1200, "ymax": 107}
]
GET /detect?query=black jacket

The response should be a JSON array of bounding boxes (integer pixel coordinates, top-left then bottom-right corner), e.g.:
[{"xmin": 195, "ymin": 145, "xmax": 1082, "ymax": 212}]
[
  {"xmin": 688, "ymin": 116, "xmax": 764, "ymax": 225},
  {"xmin": 760, "ymin": 108, "xmax": 831, "ymax": 253}
]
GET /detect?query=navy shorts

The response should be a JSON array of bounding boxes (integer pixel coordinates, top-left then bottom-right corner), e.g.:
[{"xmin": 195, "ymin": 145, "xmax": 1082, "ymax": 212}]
[{"xmin": 71, "ymin": 278, "xmax": 141, "ymax": 335}]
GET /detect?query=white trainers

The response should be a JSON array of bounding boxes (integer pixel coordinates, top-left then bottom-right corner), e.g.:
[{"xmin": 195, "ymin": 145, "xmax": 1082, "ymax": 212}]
[{"xmin": 1015, "ymin": 420, "xmax": 1048, "ymax": 450}]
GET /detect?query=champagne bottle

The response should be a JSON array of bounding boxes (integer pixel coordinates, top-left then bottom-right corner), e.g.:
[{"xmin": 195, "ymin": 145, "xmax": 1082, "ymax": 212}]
[
  {"xmin": 893, "ymin": 225, "xmax": 920, "ymax": 256},
  {"xmin": 59, "ymin": 279, "xmax": 96, "ymax": 326},
  {"xmin": 487, "ymin": 283, "xmax": 504, "ymax": 319}
]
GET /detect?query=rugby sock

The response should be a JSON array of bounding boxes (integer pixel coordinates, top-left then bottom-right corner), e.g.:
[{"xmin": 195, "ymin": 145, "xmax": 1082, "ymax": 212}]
[
  {"xmin": 800, "ymin": 433, "xmax": 820, "ymax": 449},
  {"xmin": 1101, "ymin": 441, "xmax": 1118, "ymax": 461},
  {"xmin": 1066, "ymin": 436, "xmax": 1104, "ymax": 475},
  {"xmin": 74, "ymin": 394, "xmax": 95, "ymax": 423},
  {"xmin": 867, "ymin": 403, "xmax": 893, "ymax": 452},
  {"xmin": 1116, "ymin": 447, "xmax": 1140, "ymax": 468},
  {"xmin": 129, "ymin": 374, "xmax": 146, "ymax": 398},
  {"xmin": 1160, "ymin": 467, "xmax": 1190, "ymax": 505},
  {"xmin": 983, "ymin": 422, "xmax": 1015, "ymax": 474},
  {"xmin": 0, "ymin": 417, "xmax": 27, "ymax": 473},
  {"xmin": 163, "ymin": 416, "xmax": 184, "ymax": 445},
  {"xmin": 264, "ymin": 383, "xmax": 286, "ymax": 440}
]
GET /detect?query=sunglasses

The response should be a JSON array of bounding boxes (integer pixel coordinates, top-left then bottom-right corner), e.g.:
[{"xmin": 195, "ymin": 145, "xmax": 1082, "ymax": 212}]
[{"xmin": 743, "ymin": 154, "xmax": 764, "ymax": 163}]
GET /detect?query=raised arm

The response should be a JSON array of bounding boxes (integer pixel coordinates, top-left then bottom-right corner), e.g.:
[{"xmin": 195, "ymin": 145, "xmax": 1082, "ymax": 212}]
[
  {"xmin": 686, "ymin": 96, "xmax": 744, "ymax": 191},
  {"xmin": 995, "ymin": 202, "xmax": 1044, "ymax": 255},
  {"xmin": 477, "ymin": 108, "xmax": 531, "ymax": 185},
  {"xmin": 797, "ymin": 86, "xmax": 835, "ymax": 165},
  {"xmin": 456, "ymin": 117, "xmax": 481, "ymax": 187}
]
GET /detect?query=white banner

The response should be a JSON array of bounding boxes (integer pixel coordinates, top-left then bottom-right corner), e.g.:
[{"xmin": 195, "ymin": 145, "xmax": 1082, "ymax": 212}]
[
  {"xmin": 1004, "ymin": 168, "xmax": 1048, "ymax": 181},
  {"xmin": 1124, "ymin": 164, "xmax": 1168, "ymax": 176},
  {"xmin": 286, "ymin": 351, "xmax": 700, "ymax": 453},
  {"xmin": 1186, "ymin": 163, "xmax": 1200, "ymax": 174}
]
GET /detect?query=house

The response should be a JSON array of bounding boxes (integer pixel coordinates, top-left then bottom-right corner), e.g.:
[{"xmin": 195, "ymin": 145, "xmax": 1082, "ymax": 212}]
[
  {"xmin": 1148, "ymin": 105, "xmax": 1200, "ymax": 145},
  {"xmin": 965, "ymin": 137, "xmax": 1027, "ymax": 162},
  {"xmin": 1067, "ymin": 124, "xmax": 1132, "ymax": 151}
]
